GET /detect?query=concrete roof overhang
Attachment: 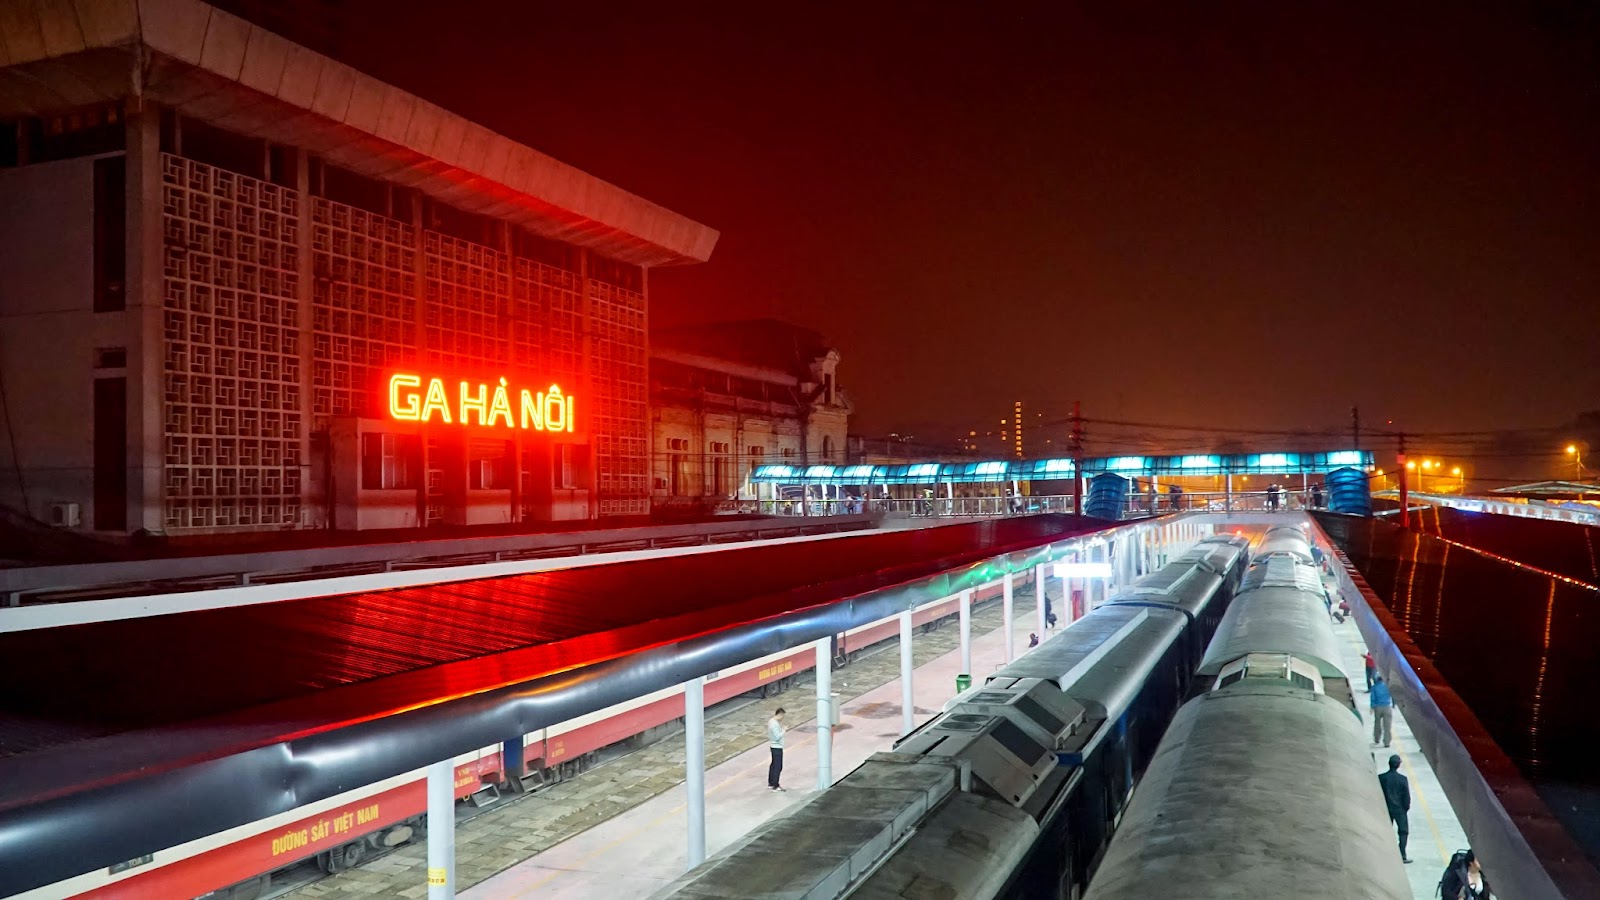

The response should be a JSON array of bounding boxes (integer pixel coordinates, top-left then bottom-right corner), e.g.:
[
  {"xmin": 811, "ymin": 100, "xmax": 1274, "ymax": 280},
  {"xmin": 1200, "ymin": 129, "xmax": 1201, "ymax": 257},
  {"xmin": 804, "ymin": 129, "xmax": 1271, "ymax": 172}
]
[{"xmin": 0, "ymin": 0, "xmax": 719, "ymax": 267}]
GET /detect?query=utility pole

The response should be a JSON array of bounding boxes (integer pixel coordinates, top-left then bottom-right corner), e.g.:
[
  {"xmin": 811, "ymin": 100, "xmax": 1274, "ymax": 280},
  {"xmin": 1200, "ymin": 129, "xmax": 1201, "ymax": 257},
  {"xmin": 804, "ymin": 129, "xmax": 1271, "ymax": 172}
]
[
  {"xmin": 1397, "ymin": 432, "xmax": 1409, "ymax": 530},
  {"xmin": 1071, "ymin": 401, "xmax": 1084, "ymax": 517},
  {"xmin": 1351, "ymin": 405, "xmax": 1360, "ymax": 452}
]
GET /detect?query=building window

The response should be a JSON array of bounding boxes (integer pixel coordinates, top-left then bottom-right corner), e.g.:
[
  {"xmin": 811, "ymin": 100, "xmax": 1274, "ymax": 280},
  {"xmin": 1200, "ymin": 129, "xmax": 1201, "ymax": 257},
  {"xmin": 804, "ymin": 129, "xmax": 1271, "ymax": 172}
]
[
  {"xmin": 748, "ymin": 445, "xmax": 765, "ymax": 471},
  {"xmin": 782, "ymin": 447, "xmax": 796, "ymax": 458},
  {"xmin": 469, "ymin": 439, "xmax": 511, "ymax": 490},
  {"xmin": 20, "ymin": 104, "xmax": 124, "ymax": 164},
  {"xmin": 822, "ymin": 435, "xmax": 835, "ymax": 461},
  {"xmin": 361, "ymin": 433, "xmax": 418, "ymax": 490},
  {"xmin": 708, "ymin": 442, "xmax": 731, "ymax": 496},
  {"xmin": 557, "ymin": 444, "xmax": 577, "ymax": 489},
  {"xmin": 93, "ymin": 156, "xmax": 125, "ymax": 312},
  {"xmin": 668, "ymin": 437, "xmax": 689, "ymax": 451},
  {"xmin": 178, "ymin": 116, "xmax": 266, "ymax": 180}
]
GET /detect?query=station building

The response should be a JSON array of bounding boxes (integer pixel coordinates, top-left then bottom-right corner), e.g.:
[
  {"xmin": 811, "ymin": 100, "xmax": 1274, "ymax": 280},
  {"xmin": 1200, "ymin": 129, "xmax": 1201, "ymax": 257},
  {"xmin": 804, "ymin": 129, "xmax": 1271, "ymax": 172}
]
[
  {"xmin": 650, "ymin": 320, "xmax": 850, "ymax": 513},
  {"xmin": 0, "ymin": 0, "xmax": 718, "ymax": 535}
]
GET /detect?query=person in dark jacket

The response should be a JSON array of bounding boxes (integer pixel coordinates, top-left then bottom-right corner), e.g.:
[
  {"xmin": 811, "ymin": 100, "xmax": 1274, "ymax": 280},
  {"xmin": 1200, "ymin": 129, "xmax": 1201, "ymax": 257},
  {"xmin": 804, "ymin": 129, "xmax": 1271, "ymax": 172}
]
[{"xmin": 1378, "ymin": 754, "xmax": 1413, "ymax": 864}]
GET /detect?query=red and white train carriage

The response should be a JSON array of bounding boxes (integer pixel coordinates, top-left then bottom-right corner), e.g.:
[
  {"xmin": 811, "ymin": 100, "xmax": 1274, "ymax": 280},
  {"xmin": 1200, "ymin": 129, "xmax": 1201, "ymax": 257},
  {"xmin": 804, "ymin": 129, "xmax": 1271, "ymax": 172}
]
[{"xmin": 30, "ymin": 582, "xmax": 1005, "ymax": 900}]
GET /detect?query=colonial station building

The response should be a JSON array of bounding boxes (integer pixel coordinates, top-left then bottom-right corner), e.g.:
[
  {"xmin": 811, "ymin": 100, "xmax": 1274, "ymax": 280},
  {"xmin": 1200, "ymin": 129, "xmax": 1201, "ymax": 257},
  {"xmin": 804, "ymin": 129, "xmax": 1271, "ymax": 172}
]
[
  {"xmin": 0, "ymin": 0, "xmax": 718, "ymax": 534},
  {"xmin": 649, "ymin": 320, "xmax": 851, "ymax": 514}
]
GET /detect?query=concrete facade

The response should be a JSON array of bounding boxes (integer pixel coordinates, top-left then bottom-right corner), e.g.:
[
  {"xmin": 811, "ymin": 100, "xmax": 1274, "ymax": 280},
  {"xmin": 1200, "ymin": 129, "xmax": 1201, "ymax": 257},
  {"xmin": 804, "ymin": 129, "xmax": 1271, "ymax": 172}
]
[
  {"xmin": 649, "ymin": 322, "xmax": 851, "ymax": 514},
  {"xmin": 0, "ymin": 155, "xmax": 110, "ymax": 528},
  {"xmin": 0, "ymin": 0, "xmax": 717, "ymax": 535}
]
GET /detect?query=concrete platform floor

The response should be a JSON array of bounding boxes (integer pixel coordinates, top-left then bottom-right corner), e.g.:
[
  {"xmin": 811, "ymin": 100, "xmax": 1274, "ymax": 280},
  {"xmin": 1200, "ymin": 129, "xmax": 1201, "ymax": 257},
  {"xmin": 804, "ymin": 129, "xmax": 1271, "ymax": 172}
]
[
  {"xmin": 1327, "ymin": 572, "xmax": 1471, "ymax": 900},
  {"xmin": 463, "ymin": 598, "xmax": 1046, "ymax": 899}
]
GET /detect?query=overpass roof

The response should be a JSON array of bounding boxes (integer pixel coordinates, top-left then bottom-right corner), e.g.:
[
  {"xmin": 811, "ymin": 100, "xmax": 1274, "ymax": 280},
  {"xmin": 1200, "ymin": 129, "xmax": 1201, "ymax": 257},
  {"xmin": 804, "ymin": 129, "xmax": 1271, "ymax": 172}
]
[
  {"xmin": 753, "ymin": 450, "xmax": 1375, "ymax": 484},
  {"xmin": 0, "ymin": 0, "xmax": 719, "ymax": 266}
]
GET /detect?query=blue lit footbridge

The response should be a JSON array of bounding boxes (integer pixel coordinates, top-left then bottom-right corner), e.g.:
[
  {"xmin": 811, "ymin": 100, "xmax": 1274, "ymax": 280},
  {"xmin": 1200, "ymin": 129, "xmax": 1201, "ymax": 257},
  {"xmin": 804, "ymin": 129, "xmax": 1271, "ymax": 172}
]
[{"xmin": 751, "ymin": 450, "xmax": 1376, "ymax": 519}]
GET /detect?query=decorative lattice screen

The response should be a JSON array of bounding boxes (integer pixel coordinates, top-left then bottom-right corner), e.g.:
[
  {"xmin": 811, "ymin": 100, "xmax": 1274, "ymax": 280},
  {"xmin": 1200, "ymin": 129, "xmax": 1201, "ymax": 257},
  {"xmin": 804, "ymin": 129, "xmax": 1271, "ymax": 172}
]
[
  {"xmin": 310, "ymin": 197, "xmax": 417, "ymax": 422},
  {"xmin": 161, "ymin": 155, "xmax": 303, "ymax": 529}
]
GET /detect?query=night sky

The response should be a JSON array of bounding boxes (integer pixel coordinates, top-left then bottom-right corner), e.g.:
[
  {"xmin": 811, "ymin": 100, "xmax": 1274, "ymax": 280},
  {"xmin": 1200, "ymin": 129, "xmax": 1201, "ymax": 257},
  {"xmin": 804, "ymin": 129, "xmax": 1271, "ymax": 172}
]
[{"xmin": 321, "ymin": 1, "xmax": 1598, "ymax": 445}]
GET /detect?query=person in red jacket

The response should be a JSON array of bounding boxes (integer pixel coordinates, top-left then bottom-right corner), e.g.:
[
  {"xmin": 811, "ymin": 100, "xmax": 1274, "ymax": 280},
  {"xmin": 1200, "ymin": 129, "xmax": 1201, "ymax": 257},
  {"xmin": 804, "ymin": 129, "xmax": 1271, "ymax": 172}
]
[{"xmin": 1362, "ymin": 651, "xmax": 1377, "ymax": 692}]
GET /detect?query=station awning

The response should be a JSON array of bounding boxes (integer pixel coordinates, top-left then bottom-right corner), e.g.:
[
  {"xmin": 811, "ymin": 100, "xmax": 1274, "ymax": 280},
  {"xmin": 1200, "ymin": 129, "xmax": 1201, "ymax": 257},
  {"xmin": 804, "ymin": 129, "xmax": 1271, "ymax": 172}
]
[{"xmin": 752, "ymin": 451, "xmax": 1374, "ymax": 484}]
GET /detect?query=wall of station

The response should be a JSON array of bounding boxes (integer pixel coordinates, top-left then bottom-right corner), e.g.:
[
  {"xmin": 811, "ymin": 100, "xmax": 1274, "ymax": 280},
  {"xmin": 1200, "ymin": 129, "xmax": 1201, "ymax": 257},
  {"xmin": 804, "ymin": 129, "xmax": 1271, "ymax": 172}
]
[
  {"xmin": 652, "ymin": 406, "xmax": 804, "ymax": 509},
  {"xmin": 0, "ymin": 154, "xmax": 119, "ymax": 530},
  {"xmin": 650, "ymin": 394, "xmax": 848, "ymax": 511},
  {"xmin": 0, "ymin": 108, "xmax": 652, "ymax": 535}
]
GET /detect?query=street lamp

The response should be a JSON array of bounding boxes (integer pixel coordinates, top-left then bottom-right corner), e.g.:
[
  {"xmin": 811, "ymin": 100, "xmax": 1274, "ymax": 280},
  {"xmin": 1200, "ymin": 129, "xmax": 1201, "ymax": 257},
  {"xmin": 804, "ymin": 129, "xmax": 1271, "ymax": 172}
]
[
  {"xmin": 1451, "ymin": 466, "xmax": 1463, "ymax": 492},
  {"xmin": 1568, "ymin": 444, "xmax": 1583, "ymax": 481}
]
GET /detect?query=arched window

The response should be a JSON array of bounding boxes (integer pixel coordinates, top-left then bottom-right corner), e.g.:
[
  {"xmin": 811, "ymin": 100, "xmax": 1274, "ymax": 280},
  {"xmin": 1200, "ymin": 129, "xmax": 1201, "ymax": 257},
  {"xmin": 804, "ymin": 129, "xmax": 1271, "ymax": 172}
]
[{"xmin": 822, "ymin": 435, "xmax": 835, "ymax": 461}]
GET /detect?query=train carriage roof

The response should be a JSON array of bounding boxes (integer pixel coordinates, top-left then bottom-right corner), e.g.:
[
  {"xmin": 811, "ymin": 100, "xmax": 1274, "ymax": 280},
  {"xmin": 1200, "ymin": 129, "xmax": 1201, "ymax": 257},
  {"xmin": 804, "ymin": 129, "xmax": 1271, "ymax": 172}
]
[
  {"xmin": 1085, "ymin": 686, "xmax": 1410, "ymax": 900},
  {"xmin": 1199, "ymin": 586, "xmax": 1346, "ymax": 677}
]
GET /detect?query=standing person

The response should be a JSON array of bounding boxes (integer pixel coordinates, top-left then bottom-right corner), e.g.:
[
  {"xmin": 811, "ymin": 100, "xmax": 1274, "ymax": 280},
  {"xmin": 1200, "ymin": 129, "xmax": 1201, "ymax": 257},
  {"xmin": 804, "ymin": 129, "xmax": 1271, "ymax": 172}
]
[
  {"xmin": 1371, "ymin": 674, "xmax": 1395, "ymax": 747},
  {"xmin": 766, "ymin": 708, "xmax": 787, "ymax": 792},
  {"xmin": 1362, "ymin": 651, "xmax": 1377, "ymax": 692},
  {"xmin": 1312, "ymin": 482, "xmax": 1325, "ymax": 509},
  {"xmin": 1378, "ymin": 755, "xmax": 1413, "ymax": 864}
]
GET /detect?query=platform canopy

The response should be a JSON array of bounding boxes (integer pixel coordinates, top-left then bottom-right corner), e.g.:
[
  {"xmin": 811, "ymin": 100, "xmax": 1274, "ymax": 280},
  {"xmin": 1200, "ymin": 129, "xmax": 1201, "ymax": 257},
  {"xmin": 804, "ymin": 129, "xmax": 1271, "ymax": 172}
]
[
  {"xmin": 752, "ymin": 450, "xmax": 1374, "ymax": 485},
  {"xmin": 0, "ymin": 0, "xmax": 719, "ymax": 267}
]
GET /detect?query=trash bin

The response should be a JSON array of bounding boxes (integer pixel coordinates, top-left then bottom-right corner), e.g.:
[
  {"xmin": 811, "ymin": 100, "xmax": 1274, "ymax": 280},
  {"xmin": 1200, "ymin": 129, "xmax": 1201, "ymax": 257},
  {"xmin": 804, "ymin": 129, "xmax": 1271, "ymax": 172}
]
[
  {"xmin": 956, "ymin": 673, "xmax": 972, "ymax": 693},
  {"xmin": 830, "ymin": 692, "xmax": 842, "ymax": 726}
]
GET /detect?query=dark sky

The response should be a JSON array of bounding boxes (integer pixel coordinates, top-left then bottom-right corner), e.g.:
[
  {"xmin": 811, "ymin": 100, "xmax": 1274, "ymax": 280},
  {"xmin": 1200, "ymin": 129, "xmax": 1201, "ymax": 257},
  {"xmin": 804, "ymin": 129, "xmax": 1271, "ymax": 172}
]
[{"xmin": 321, "ymin": 1, "xmax": 1599, "ymax": 444}]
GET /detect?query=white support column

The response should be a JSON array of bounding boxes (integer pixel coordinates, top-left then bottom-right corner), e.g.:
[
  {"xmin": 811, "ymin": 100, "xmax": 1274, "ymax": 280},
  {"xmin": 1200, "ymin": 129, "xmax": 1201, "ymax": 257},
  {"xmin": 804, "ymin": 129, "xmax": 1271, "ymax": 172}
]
[
  {"xmin": 814, "ymin": 639, "xmax": 833, "ymax": 790},
  {"xmin": 427, "ymin": 759, "xmax": 455, "ymax": 899},
  {"xmin": 1034, "ymin": 562, "xmax": 1048, "ymax": 638},
  {"xmin": 1058, "ymin": 563, "xmax": 1072, "ymax": 626},
  {"xmin": 958, "ymin": 589, "xmax": 973, "ymax": 677},
  {"xmin": 899, "ymin": 610, "xmax": 916, "ymax": 735},
  {"xmin": 1092, "ymin": 544, "xmax": 1106, "ymax": 608},
  {"xmin": 1103, "ymin": 543, "xmax": 1114, "ymax": 603},
  {"xmin": 1002, "ymin": 575, "xmax": 1015, "ymax": 662},
  {"xmin": 685, "ymin": 676, "xmax": 707, "ymax": 867}
]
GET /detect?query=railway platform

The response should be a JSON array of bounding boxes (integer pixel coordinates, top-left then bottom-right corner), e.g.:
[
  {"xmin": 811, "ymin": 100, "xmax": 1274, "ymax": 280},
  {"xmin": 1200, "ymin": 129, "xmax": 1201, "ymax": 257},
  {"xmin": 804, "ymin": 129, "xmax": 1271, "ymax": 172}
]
[
  {"xmin": 1324, "ymin": 571, "xmax": 1471, "ymax": 899},
  {"xmin": 289, "ymin": 582, "xmax": 1053, "ymax": 899}
]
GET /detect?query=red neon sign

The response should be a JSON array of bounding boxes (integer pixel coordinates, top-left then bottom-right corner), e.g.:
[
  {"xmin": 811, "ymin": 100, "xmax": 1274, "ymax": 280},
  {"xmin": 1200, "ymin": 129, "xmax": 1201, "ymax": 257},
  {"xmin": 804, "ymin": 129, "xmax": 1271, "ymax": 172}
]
[{"xmin": 388, "ymin": 373, "xmax": 574, "ymax": 432}]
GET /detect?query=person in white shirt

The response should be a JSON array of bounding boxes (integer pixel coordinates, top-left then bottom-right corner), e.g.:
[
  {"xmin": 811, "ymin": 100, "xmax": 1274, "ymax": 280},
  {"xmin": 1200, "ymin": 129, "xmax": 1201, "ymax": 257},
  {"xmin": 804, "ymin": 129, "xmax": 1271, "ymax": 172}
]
[{"xmin": 766, "ymin": 708, "xmax": 786, "ymax": 791}]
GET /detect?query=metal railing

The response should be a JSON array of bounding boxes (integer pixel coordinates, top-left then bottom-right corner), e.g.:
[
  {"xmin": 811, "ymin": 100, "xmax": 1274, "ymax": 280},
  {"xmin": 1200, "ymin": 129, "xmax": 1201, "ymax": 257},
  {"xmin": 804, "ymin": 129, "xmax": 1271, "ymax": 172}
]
[{"xmin": 1392, "ymin": 491, "xmax": 1600, "ymax": 525}]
